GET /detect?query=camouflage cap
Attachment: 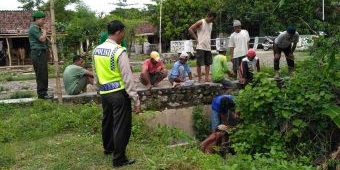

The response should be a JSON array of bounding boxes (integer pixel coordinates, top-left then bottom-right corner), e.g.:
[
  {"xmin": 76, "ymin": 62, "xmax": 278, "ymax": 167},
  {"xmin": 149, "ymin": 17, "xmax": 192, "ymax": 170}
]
[{"xmin": 33, "ymin": 11, "xmax": 46, "ymax": 18}]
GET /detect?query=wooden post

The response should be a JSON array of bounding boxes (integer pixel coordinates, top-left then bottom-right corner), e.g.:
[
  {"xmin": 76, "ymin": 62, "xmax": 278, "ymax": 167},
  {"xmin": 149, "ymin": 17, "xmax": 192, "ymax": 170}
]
[
  {"xmin": 5, "ymin": 38, "xmax": 11, "ymax": 66},
  {"xmin": 50, "ymin": 0, "xmax": 63, "ymax": 103}
]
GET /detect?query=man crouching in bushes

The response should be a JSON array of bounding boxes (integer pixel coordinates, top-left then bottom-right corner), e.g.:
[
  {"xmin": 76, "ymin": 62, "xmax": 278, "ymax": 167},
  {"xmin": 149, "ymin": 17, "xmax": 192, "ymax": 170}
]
[{"xmin": 200, "ymin": 124, "xmax": 236, "ymax": 157}]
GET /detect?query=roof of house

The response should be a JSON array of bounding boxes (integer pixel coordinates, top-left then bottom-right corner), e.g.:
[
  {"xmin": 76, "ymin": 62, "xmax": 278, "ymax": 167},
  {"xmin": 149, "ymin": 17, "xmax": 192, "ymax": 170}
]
[
  {"xmin": 0, "ymin": 10, "xmax": 51, "ymax": 36},
  {"xmin": 134, "ymin": 22, "xmax": 157, "ymax": 36}
]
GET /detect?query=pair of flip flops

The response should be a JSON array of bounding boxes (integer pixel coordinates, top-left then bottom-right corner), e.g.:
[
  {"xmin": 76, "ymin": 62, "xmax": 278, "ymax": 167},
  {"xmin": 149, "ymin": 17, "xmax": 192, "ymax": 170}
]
[{"xmin": 172, "ymin": 80, "xmax": 195, "ymax": 87}]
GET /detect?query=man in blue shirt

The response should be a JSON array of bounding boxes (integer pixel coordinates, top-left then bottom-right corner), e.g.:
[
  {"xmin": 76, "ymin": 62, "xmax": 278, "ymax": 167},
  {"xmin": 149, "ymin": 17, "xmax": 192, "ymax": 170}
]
[
  {"xmin": 168, "ymin": 52, "xmax": 193, "ymax": 87},
  {"xmin": 211, "ymin": 94, "xmax": 238, "ymax": 131}
]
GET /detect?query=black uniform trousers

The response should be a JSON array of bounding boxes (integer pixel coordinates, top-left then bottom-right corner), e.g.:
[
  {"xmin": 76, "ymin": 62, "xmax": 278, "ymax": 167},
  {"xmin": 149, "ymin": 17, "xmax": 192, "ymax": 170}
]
[
  {"xmin": 30, "ymin": 49, "xmax": 49, "ymax": 97},
  {"xmin": 101, "ymin": 90, "xmax": 132, "ymax": 164}
]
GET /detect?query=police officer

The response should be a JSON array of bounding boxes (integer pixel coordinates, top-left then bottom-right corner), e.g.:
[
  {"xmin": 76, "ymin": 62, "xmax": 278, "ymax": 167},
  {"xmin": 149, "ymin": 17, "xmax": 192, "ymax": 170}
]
[
  {"xmin": 92, "ymin": 20, "xmax": 141, "ymax": 167},
  {"xmin": 28, "ymin": 11, "xmax": 53, "ymax": 99}
]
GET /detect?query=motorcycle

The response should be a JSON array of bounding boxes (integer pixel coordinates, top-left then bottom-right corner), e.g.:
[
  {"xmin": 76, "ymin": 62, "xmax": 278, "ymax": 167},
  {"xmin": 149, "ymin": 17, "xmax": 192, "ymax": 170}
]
[{"xmin": 262, "ymin": 32, "xmax": 281, "ymax": 51}]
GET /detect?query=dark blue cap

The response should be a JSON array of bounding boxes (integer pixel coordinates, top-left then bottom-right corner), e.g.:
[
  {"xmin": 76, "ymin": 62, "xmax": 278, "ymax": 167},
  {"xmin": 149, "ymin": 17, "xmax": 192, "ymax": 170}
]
[{"xmin": 287, "ymin": 26, "xmax": 296, "ymax": 34}]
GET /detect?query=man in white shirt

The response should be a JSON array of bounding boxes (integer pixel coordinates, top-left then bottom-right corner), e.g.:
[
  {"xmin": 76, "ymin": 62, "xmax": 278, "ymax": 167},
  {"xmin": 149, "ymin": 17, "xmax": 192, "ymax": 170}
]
[{"xmin": 228, "ymin": 20, "xmax": 250, "ymax": 76}]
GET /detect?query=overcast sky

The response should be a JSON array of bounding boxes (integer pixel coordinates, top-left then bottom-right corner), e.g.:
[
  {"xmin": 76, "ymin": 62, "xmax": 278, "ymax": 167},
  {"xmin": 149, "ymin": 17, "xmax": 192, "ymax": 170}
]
[{"xmin": 0, "ymin": 0, "xmax": 155, "ymax": 14}]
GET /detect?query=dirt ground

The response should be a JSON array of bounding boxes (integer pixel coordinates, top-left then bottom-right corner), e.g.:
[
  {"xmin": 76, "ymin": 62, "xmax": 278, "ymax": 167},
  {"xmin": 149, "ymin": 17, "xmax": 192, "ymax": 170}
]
[{"xmin": 0, "ymin": 50, "xmax": 293, "ymax": 98}]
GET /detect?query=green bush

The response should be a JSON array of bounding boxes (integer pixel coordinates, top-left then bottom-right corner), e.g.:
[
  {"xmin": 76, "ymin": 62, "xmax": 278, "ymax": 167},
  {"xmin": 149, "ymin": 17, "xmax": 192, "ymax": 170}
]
[
  {"xmin": 192, "ymin": 105, "xmax": 210, "ymax": 141},
  {"xmin": 232, "ymin": 33, "xmax": 340, "ymax": 164},
  {"xmin": 221, "ymin": 153, "xmax": 315, "ymax": 170}
]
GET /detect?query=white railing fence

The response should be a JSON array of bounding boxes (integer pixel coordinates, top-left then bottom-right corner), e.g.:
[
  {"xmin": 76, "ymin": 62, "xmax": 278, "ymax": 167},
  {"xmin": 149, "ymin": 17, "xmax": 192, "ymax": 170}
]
[{"xmin": 170, "ymin": 35, "xmax": 314, "ymax": 53}]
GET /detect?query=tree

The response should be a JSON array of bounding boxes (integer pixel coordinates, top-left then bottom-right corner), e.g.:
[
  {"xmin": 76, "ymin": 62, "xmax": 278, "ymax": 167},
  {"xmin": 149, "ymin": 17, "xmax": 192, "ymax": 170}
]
[
  {"xmin": 42, "ymin": 0, "xmax": 81, "ymax": 23},
  {"xmin": 148, "ymin": 0, "xmax": 216, "ymax": 40},
  {"xmin": 103, "ymin": 12, "xmax": 145, "ymax": 55},
  {"xmin": 17, "ymin": 0, "xmax": 45, "ymax": 10},
  {"xmin": 148, "ymin": 0, "xmax": 339, "ymax": 41},
  {"xmin": 18, "ymin": 0, "xmax": 79, "ymax": 16},
  {"xmin": 61, "ymin": 2, "xmax": 101, "ymax": 53}
]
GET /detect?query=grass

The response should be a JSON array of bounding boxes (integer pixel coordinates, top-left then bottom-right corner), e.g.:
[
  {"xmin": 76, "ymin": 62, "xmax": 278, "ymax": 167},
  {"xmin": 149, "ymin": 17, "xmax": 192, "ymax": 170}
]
[
  {"xmin": 0, "ymin": 72, "xmax": 55, "ymax": 82},
  {"xmin": 9, "ymin": 91, "xmax": 34, "ymax": 99},
  {"xmin": 0, "ymin": 101, "xmax": 315, "ymax": 169},
  {"xmin": 0, "ymin": 86, "xmax": 5, "ymax": 92},
  {"xmin": 129, "ymin": 54, "xmax": 149, "ymax": 62},
  {"xmin": 0, "ymin": 72, "xmax": 35, "ymax": 82},
  {"xmin": 0, "ymin": 101, "xmax": 224, "ymax": 169}
]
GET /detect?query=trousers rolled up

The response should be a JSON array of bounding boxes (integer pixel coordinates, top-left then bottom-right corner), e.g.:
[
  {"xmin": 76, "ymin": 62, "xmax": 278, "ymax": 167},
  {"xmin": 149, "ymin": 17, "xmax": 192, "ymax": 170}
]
[
  {"xmin": 101, "ymin": 90, "xmax": 132, "ymax": 164},
  {"xmin": 273, "ymin": 45, "xmax": 294, "ymax": 71},
  {"xmin": 30, "ymin": 49, "xmax": 48, "ymax": 96},
  {"xmin": 274, "ymin": 57, "xmax": 294, "ymax": 71},
  {"xmin": 169, "ymin": 66, "xmax": 186, "ymax": 84}
]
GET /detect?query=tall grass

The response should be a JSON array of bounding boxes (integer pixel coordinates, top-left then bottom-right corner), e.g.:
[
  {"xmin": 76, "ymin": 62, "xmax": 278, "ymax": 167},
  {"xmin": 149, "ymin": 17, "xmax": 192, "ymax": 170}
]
[{"xmin": 0, "ymin": 101, "xmax": 316, "ymax": 169}]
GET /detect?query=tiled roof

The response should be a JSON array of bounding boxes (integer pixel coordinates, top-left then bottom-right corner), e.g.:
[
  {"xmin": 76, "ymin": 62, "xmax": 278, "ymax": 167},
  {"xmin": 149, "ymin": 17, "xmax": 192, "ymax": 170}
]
[
  {"xmin": 0, "ymin": 10, "xmax": 51, "ymax": 35},
  {"xmin": 134, "ymin": 22, "xmax": 156, "ymax": 35}
]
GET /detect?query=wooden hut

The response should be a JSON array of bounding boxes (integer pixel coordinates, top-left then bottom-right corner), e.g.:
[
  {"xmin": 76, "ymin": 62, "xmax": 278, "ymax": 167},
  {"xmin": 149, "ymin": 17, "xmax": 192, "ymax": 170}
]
[{"xmin": 0, "ymin": 10, "xmax": 51, "ymax": 66}]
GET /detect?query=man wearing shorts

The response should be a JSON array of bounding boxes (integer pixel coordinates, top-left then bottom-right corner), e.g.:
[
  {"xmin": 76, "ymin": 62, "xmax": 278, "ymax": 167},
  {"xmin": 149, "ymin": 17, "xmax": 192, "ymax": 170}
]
[
  {"xmin": 63, "ymin": 55, "xmax": 94, "ymax": 95},
  {"xmin": 188, "ymin": 11, "xmax": 217, "ymax": 82},
  {"xmin": 140, "ymin": 51, "xmax": 168, "ymax": 89},
  {"xmin": 228, "ymin": 20, "xmax": 250, "ymax": 76}
]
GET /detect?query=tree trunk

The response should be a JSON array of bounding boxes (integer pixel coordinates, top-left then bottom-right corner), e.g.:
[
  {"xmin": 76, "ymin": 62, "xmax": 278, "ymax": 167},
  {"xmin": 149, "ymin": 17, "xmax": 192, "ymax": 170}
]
[{"xmin": 50, "ymin": 0, "xmax": 63, "ymax": 103}]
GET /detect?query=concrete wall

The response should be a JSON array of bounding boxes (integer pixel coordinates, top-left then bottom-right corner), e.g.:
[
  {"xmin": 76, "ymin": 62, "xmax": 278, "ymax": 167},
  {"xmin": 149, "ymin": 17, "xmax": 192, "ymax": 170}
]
[
  {"xmin": 146, "ymin": 105, "xmax": 211, "ymax": 136},
  {"xmin": 57, "ymin": 83, "xmax": 227, "ymax": 136},
  {"xmin": 138, "ymin": 83, "xmax": 227, "ymax": 110}
]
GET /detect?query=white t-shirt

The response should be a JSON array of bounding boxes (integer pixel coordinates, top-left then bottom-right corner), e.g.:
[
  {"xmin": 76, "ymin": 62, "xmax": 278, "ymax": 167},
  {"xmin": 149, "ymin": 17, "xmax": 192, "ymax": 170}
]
[
  {"xmin": 241, "ymin": 57, "xmax": 259, "ymax": 73},
  {"xmin": 228, "ymin": 29, "xmax": 250, "ymax": 58}
]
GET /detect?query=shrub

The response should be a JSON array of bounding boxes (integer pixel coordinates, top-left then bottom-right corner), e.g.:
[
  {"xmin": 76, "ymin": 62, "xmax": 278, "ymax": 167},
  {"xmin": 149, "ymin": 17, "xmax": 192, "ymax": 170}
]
[
  {"xmin": 192, "ymin": 105, "xmax": 210, "ymax": 141},
  {"xmin": 232, "ymin": 33, "xmax": 340, "ymax": 165}
]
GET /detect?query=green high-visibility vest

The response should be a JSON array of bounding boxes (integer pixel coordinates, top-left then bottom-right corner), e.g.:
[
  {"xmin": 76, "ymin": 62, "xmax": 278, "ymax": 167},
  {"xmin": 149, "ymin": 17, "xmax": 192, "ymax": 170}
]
[{"xmin": 93, "ymin": 41, "xmax": 125, "ymax": 94}]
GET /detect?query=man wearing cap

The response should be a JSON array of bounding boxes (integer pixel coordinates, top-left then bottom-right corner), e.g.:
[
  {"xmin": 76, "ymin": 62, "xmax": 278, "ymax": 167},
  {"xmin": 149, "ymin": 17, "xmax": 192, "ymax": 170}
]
[
  {"xmin": 200, "ymin": 124, "xmax": 231, "ymax": 155},
  {"xmin": 140, "ymin": 51, "xmax": 168, "ymax": 89},
  {"xmin": 29, "ymin": 11, "xmax": 53, "ymax": 99},
  {"xmin": 211, "ymin": 47, "xmax": 236, "ymax": 89},
  {"xmin": 273, "ymin": 26, "xmax": 299, "ymax": 78},
  {"xmin": 63, "ymin": 55, "xmax": 94, "ymax": 95},
  {"xmin": 92, "ymin": 20, "xmax": 141, "ymax": 167},
  {"xmin": 168, "ymin": 52, "xmax": 193, "ymax": 87},
  {"xmin": 239, "ymin": 49, "xmax": 260, "ymax": 85},
  {"xmin": 228, "ymin": 20, "xmax": 250, "ymax": 76},
  {"xmin": 188, "ymin": 11, "xmax": 217, "ymax": 82}
]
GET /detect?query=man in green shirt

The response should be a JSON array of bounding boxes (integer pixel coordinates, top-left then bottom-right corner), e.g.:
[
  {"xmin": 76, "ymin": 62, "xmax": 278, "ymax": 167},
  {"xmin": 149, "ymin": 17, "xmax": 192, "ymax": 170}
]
[
  {"xmin": 28, "ymin": 11, "xmax": 53, "ymax": 99},
  {"xmin": 63, "ymin": 55, "xmax": 94, "ymax": 95},
  {"xmin": 211, "ymin": 48, "xmax": 236, "ymax": 89}
]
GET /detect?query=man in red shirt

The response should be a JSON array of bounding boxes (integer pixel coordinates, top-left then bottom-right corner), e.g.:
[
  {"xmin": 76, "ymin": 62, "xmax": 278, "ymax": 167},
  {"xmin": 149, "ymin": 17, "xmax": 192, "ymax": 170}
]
[{"xmin": 140, "ymin": 51, "xmax": 168, "ymax": 89}]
